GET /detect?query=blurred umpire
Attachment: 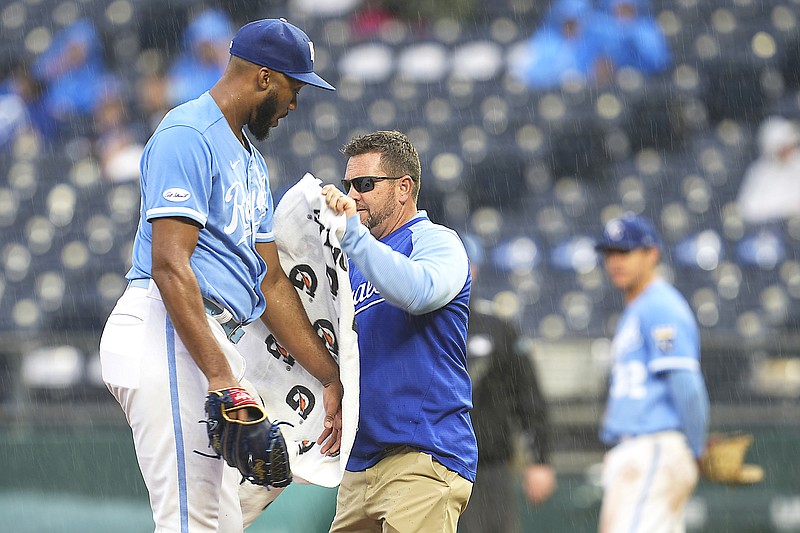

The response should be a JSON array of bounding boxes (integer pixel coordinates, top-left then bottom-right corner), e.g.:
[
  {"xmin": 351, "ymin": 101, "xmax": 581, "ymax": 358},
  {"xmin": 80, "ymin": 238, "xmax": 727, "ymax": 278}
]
[{"xmin": 459, "ymin": 236, "xmax": 557, "ymax": 533}]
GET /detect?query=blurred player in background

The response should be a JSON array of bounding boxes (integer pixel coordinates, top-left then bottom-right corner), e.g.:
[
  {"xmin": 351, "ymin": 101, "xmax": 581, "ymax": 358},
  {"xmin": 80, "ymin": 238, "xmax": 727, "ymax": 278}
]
[
  {"xmin": 594, "ymin": 213, "xmax": 709, "ymax": 533},
  {"xmin": 458, "ymin": 237, "xmax": 557, "ymax": 533},
  {"xmin": 98, "ymin": 19, "xmax": 342, "ymax": 532},
  {"xmin": 322, "ymin": 130, "xmax": 476, "ymax": 532}
]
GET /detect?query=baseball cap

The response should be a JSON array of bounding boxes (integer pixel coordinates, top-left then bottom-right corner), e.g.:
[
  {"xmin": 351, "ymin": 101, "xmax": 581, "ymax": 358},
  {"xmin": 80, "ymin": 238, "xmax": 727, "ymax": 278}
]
[
  {"xmin": 594, "ymin": 213, "xmax": 662, "ymax": 251},
  {"xmin": 229, "ymin": 18, "xmax": 335, "ymax": 91}
]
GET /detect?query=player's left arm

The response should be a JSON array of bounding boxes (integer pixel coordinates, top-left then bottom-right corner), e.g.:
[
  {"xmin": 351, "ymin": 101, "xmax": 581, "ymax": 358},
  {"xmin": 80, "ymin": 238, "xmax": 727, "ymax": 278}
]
[
  {"xmin": 665, "ymin": 369, "xmax": 709, "ymax": 459},
  {"xmin": 645, "ymin": 300, "xmax": 709, "ymax": 459},
  {"xmin": 256, "ymin": 240, "xmax": 343, "ymax": 455}
]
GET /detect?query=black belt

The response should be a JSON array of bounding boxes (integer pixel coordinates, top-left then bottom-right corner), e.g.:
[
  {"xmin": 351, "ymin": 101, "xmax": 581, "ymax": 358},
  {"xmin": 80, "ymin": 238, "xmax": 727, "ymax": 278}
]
[{"xmin": 128, "ymin": 278, "xmax": 245, "ymax": 344}]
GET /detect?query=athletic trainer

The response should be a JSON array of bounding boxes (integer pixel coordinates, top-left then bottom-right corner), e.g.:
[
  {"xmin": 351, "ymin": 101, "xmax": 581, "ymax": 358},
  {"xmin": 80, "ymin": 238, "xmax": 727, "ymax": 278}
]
[{"xmin": 322, "ymin": 130, "xmax": 477, "ymax": 532}]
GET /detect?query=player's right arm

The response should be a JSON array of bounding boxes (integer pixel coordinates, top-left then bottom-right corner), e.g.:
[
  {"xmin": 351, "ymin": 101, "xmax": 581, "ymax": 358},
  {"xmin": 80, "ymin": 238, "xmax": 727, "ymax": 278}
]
[
  {"xmin": 321, "ymin": 184, "xmax": 468, "ymax": 315},
  {"xmin": 151, "ymin": 216, "xmax": 239, "ymax": 392},
  {"xmin": 142, "ymin": 124, "xmax": 238, "ymax": 393}
]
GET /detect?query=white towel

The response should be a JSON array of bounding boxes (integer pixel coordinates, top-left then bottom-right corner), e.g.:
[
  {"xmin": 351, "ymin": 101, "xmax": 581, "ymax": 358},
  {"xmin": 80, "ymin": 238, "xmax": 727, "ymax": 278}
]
[{"xmin": 235, "ymin": 174, "xmax": 359, "ymax": 525}]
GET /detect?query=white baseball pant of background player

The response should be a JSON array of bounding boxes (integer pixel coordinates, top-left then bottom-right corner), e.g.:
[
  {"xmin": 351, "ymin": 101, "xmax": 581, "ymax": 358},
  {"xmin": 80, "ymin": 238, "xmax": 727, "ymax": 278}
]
[{"xmin": 600, "ymin": 430, "xmax": 698, "ymax": 533}]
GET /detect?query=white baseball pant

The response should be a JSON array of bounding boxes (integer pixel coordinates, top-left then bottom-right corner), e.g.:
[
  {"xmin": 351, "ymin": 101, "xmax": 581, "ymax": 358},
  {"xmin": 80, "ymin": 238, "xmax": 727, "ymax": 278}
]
[
  {"xmin": 600, "ymin": 430, "xmax": 698, "ymax": 533},
  {"xmin": 100, "ymin": 279, "xmax": 251, "ymax": 533}
]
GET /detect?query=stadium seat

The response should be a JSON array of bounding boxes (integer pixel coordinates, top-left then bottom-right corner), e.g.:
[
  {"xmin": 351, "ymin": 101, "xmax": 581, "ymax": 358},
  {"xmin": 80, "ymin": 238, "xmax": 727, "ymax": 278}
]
[
  {"xmin": 489, "ymin": 234, "xmax": 542, "ymax": 275},
  {"xmin": 701, "ymin": 51, "xmax": 774, "ymax": 123},
  {"xmin": 337, "ymin": 42, "xmax": 394, "ymax": 83},
  {"xmin": 451, "ymin": 39, "xmax": 504, "ymax": 82},
  {"xmin": 735, "ymin": 226, "xmax": 787, "ymax": 270},
  {"xmin": 673, "ymin": 228, "xmax": 726, "ymax": 272},
  {"xmin": 396, "ymin": 41, "xmax": 450, "ymax": 83},
  {"xmin": 21, "ymin": 344, "xmax": 84, "ymax": 401}
]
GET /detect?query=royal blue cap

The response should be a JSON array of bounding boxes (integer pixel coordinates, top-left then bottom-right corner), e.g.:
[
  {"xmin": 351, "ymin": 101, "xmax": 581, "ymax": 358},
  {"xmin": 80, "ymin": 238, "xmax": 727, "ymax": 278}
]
[
  {"xmin": 229, "ymin": 18, "xmax": 335, "ymax": 91},
  {"xmin": 595, "ymin": 213, "xmax": 662, "ymax": 251}
]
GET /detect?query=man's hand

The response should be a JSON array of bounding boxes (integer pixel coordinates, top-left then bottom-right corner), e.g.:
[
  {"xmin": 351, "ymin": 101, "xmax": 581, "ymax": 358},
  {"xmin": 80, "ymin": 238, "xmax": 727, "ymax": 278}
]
[
  {"xmin": 322, "ymin": 184, "xmax": 357, "ymax": 218},
  {"xmin": 522, "ymin": 463, "xmax": 557, "ymax": 506},
  {"xmin": 317, "ymin": 378, "xmax": 344, "ymax": 455}
]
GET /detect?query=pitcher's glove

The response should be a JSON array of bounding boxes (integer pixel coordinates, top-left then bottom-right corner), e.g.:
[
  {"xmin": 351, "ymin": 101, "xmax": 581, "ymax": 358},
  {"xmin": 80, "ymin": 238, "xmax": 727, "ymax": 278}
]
[
  {"xmin": 205, "ymin": 387, "xmax": 293, "ymax": 488},
  {"xmin": 699, "ymin": 432, "xmax": 764, "ymax": 485}
]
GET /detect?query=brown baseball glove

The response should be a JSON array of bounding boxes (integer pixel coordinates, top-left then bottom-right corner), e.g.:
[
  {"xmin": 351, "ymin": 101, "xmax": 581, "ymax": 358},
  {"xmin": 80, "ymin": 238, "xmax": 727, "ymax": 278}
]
[{"xmin": 699, "ymin": 432, "xmax": 764, "ymax": 485}]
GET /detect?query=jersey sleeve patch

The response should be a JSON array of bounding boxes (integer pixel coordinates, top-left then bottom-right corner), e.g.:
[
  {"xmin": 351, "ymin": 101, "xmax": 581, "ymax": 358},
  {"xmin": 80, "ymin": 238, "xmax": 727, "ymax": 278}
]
[
  {"xmin": 162, "ymin": 188, "xmax": 192, "ymax": 202},
  {"xmin": 651, "ymin": 325, "xmax": 676, "ymax": 354}
]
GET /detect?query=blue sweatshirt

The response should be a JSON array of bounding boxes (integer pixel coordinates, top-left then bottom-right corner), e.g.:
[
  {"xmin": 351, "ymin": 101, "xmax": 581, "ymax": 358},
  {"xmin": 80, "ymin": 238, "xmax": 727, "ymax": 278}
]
[{"xmin": 341, "ymin": 211, "xmax": 477, "ymax": 482}]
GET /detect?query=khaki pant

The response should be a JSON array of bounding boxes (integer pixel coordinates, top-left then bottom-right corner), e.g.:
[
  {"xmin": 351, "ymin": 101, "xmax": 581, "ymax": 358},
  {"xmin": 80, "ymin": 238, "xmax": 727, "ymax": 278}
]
[{"xmin": 330, "ymin": 446, "xmax": 473, "ymax": 533}]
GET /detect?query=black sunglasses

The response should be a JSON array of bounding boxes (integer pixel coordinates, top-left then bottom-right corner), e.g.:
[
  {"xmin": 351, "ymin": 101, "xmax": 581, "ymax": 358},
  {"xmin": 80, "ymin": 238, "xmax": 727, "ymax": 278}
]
[{"xmin": 341, "ymin": 175, "xmax": 405, "ymax": 193}]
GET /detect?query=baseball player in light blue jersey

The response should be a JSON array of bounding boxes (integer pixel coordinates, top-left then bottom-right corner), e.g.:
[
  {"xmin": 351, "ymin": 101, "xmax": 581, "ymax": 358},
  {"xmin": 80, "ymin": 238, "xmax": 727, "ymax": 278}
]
[
  {"xmin": 595, "ymin": 213, "xmax": 709, "ymax": 533},
  {"xmin": 322, "ymin": 131, "xmax": 476, "ymax": 533},
  {"xmin": 99, "ymin": 19, "xmax": 343, "ymax": 533}
]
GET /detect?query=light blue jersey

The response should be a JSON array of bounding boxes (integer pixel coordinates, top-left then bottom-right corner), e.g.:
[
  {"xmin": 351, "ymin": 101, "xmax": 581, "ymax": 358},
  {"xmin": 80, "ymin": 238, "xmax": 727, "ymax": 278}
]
[
  {"xmin": 601, "ymin": 279, "xmax": 701, "ymax": 445},
  {"xmin": 128, "ymin": 91, "xmax": 275, "ymax": 323}
]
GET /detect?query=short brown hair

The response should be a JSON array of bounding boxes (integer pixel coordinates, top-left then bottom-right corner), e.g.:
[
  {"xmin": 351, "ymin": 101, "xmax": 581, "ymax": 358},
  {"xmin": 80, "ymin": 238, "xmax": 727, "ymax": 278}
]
[{"xmin": 341, "ymin": 130, "xmax": 421, "ymax": 201}]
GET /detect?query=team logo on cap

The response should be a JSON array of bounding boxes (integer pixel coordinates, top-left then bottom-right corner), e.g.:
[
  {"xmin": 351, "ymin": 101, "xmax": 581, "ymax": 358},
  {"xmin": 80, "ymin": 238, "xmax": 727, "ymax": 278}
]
[
  {"xmin": 308, "ymin": 41, "xmax": 315, "ymax": 62},
  {"xmin": 606, "ymin": 219, "xmax": 626, "ymax": 241}
]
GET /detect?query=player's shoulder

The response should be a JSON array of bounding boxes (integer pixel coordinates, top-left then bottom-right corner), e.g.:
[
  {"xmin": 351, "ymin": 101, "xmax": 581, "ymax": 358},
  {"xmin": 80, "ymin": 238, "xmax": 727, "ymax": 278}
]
[
  {"xmin": 154, "ymin": 93, "xmax": 225, "ymax": 138},
  {"xmin": 408, "ymin": 213, "xmax": 465, "ymax": 248},
  {"xmin": 638, "ymin": 280, "xmax": 695, "ymax": 324}
]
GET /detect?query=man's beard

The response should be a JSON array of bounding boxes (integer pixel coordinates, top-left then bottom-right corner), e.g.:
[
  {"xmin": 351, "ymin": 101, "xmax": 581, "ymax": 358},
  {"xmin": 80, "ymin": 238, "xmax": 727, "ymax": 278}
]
[
  {"xmin": 363, "ymin": 197, "xmax": 394, "ymax": 234},
  {"xmin": 248, "ymin": 92, "xmax": 279, "ymax": 141}
]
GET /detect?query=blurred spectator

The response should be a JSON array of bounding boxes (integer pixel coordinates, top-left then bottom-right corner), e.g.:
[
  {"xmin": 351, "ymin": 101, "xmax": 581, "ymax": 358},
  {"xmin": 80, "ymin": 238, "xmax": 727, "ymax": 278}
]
[
  {"xmin": 349, "ymin": 0, "xmax": 400, "ymax": 39},
  {"xmin": 166, "ymin": 9, "xmax": 233, "ymax": 106},
  {"xmin": 458, "ymin": 235, "xmax": 557, "ymax": 533},
  {"xmin": 0, "ymin": 59, "xmax": 58, "ymax": 147},
  {"xmin": 737, "ymin": 116, "xmax": 800, "ymax": 225},
  {"xmin": 93, "ymin": 86, "xmax": 146, "ymax": 183},
  {"xmin": 509, "ymin": 0, "xmax": 604, "ymax": 90},
  {"xmin": 0, "ymin": 88, "xmax": 29, "ymax": 151},
  {"xmin": 349, "ymin": 0, "xmax": 475, "ymax": 38},
  {"xmin": 136, "ymin": 66, "xmax": 170, "ymax": 134},
  {"xmin": 34, "ymin": 19, "xmax": 118, "ymax": 129},
  {"xmin": 593, "ymin": 0, "xmax": 671, "ymax": 78}
]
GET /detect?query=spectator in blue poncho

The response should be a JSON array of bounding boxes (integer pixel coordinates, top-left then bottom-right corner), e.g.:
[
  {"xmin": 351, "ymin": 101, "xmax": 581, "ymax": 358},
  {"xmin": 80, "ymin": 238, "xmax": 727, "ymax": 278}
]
[
  {"xmin": 34, "ymin": 19, "xmax": 117, "ymax": 125},
  {"xmin": 166, "ymin": 9, "xmax": 233, "ymax": 106},
  {"xmin": 0, "ymin": 58, "xmax": 58, "ymax": 148},
  {"xmin": 593, "ymin": 0, "xmax": 671, "ymax": 76},
  {"xmin": 509, "ymin": 0, "xmax": 605, "ymax": 90}
]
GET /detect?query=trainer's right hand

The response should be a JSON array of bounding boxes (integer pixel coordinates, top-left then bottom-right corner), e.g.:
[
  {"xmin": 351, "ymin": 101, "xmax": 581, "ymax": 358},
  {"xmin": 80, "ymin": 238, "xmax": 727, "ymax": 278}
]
[{"xmin": 322, "ymin": 184, "xmax": 357, "ymax": 218}]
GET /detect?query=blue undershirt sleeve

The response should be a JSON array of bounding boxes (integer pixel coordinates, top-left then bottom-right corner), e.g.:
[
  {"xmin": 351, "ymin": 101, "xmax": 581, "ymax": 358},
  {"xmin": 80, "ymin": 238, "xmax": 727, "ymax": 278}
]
[
  {"xmin": 666, "ymin": 369, "xmax": 709, "ymax": 458},
  {"xmin": 340, "ymin": 214, "xmax": 469, "ymax": 315}
]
